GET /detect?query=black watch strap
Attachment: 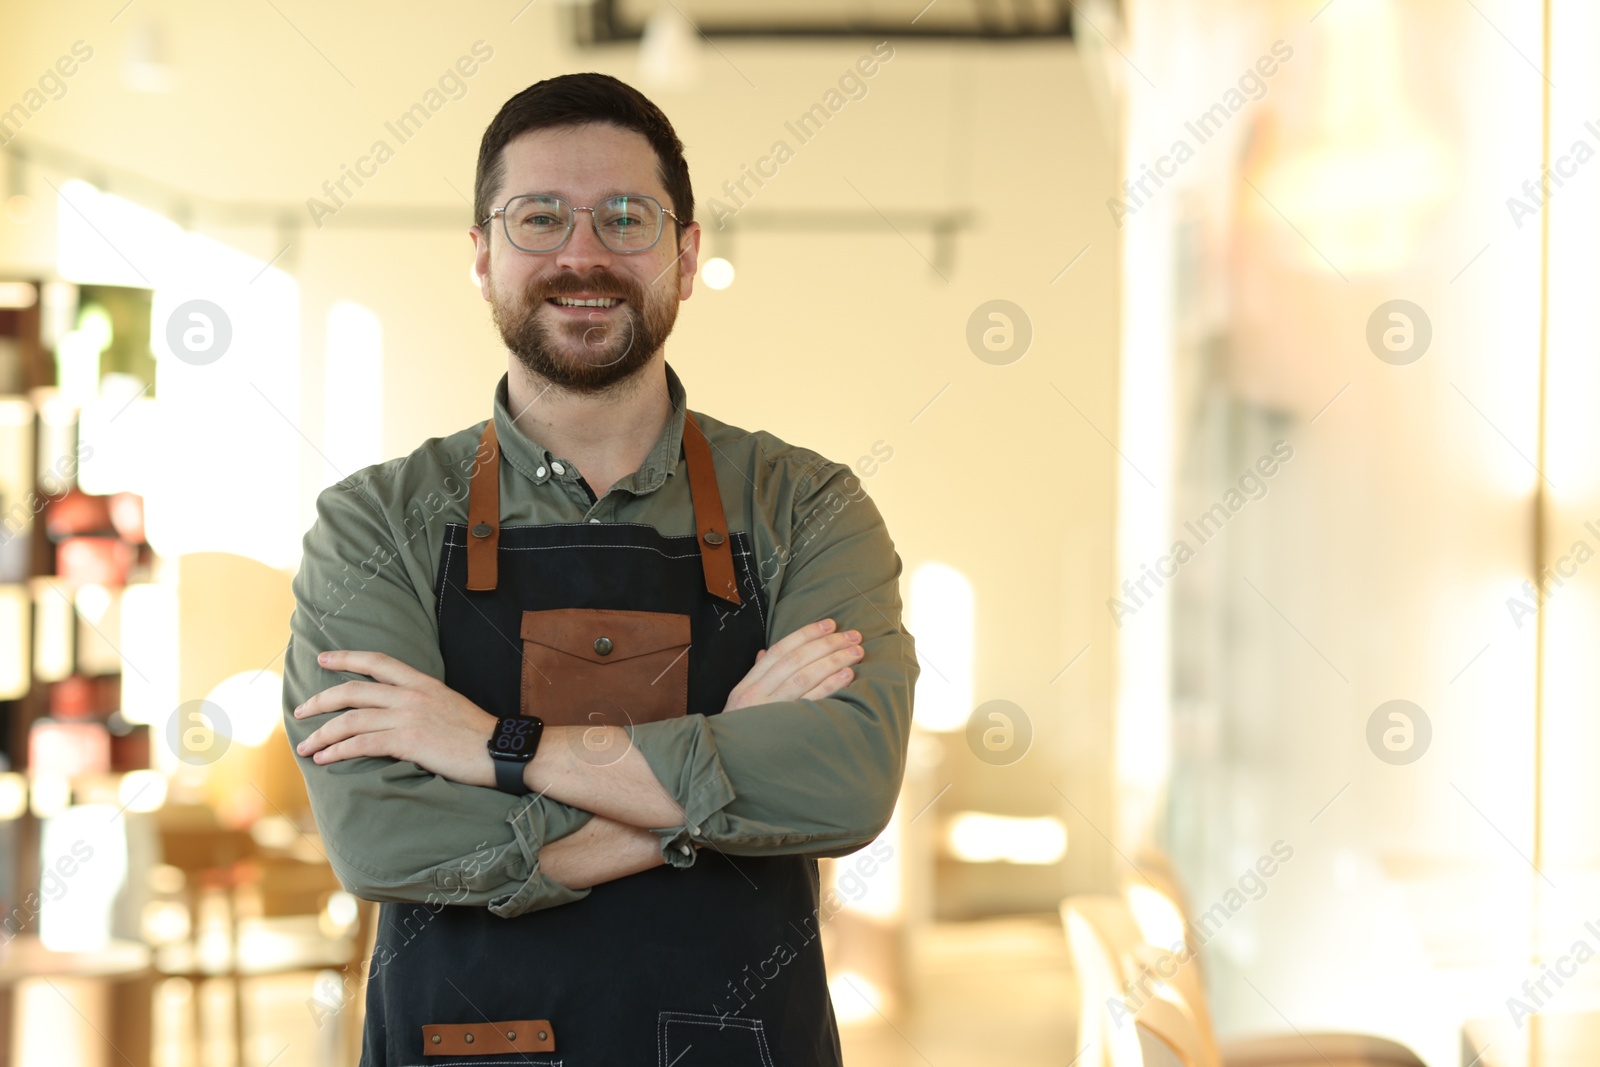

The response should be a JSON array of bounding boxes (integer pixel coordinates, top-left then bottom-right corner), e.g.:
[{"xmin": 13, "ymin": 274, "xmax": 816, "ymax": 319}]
[{"xmin": 493, "ymin": 754, "xmax": 532, "ymax": 796}]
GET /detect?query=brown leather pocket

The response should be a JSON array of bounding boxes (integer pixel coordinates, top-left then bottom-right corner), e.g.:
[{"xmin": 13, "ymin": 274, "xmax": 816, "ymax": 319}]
[{"xmin": 519, "ymin": 608, "xmax": 691, "ymax": 728}]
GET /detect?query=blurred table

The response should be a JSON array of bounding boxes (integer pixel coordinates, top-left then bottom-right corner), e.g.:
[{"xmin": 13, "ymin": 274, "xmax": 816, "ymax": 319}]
[
  {"xmin": 0, "ymin": 936, "xmax": 150, "ymax": 984},
  {"xmin": 1462, "ymin": 1012, "xmax": 1600, "ymax": 1067},
  {"xmin": 0, "ymin": 937, "xmax": 153, "ymax": 1067}
]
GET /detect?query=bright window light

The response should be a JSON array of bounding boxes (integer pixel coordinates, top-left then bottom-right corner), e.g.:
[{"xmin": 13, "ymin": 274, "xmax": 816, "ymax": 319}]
[
  {"xmin": 203, "ymin": 670, "xmax": 285, "ymax": 748},
  {"xmin": 39, "ymin": 804, "xmax": 129, "ymax": 952},
  {"xmin": 946, "ymin": 811, "xmax": 1067, "ymax": 864},
  {"xmin": 56, "ymin": 179, "xmax": 304, "ymax": 570},
  {"xmin": 828, "ymin": 973, "xmax": 884, "ymax": 1025},
  {"xmin": 118, "ymin": 770, "xmax": 168, "ymax": 814},
  {"xmin": 0, "ymin": 773, "xmax": 26, "ymax": 820},
  {"xmin": 0, "ymin": 587, "xmax": 27, "ymax": 700},
  {"xmin": 325, "ymin": 300, "xmax": 383, "ymax": 475},
  {"xmin": 839, "ymin": 806, "xmax": 903, "ymax": 920},
  {"xmin": 909, "ymin": 561, "xmax": 974, "ymax": 731},
  {"xmin": 118, "ymin": 583, "xmax": 178, "ymax": 729}
]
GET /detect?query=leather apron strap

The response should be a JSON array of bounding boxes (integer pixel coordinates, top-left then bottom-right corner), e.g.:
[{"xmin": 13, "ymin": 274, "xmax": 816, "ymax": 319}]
[
  {"xmin": 683, "ymin": 410, "xmax": 742, "ymax": 607},
  {"xmin": 463, "ymin": 410, "xmax": 742, "ymax": 607},
  {"xmin": 466, "ymin": 419, "xmax": 501, "ymax": 592}
]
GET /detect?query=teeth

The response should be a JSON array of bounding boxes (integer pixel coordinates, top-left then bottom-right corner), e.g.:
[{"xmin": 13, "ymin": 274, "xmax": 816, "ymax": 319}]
[{"xmin": 552, "ymin": 297, "xmax": 621, "ymax": 307}]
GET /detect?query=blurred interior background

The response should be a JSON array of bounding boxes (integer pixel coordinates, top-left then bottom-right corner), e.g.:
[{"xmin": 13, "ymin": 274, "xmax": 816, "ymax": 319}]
[{"xmin": 0, "ymin": 1, "xmax": 1591, "ymax": 1064}]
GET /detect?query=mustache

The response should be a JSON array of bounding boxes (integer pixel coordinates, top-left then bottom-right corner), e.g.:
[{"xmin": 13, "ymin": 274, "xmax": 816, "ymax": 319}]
[{"xmin": 529, "ymin": 269, "xmax": 640, "ymax": 304}]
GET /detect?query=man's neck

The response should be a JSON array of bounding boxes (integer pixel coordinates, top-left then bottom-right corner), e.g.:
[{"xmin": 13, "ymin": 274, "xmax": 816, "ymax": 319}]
[{"xmin": 505, "ymin": 356, "xmax": 674, "ymax": 497}]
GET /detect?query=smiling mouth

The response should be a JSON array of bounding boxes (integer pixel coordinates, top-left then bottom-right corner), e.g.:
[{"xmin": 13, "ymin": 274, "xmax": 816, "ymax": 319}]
[{"xmin": 547, "ymin": 296, "xmax": 625, "ymax": 310}]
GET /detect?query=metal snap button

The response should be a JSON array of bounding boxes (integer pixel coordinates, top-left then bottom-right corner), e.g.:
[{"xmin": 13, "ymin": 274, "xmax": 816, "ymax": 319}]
[
  {"xmin": 506, "ymin": 1031, "xmax": 516, "ymax": 1040},
  {"xmin": 594, "ymin": 636, "xmax": 613, "ymax": 655},
  {"xmin": 430, "ymin": 1035, "xmax": 440, "ymax": 1045},
  {"xmin": 471, "ymin": 523, "xmax": 493, "ymax": 538},
  {"xmin": 538, "ymin": 1030, "xmax": 548, "ymax": 1041},
  {"xmin": 703, "ymin": 530, "xmax": 724, "ymax": 545},
  {"xmin": 464, "ymin": 1033, "xmax": 474, "ymax": 1044}
]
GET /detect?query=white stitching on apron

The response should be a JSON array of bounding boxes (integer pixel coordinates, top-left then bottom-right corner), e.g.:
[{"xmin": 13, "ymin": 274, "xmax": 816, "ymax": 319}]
[{"xmin": 657, "ymin": 1011, "xmax": 774, "ymax": 1067}]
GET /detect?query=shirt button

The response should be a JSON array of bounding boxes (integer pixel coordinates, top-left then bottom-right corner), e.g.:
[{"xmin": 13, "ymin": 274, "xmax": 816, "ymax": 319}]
[
  {"xmin": 589, "ymin": 518, "xmax": 600, "ymax": 524},
  {"xmin": 690, "ymin": 824, "xmax": 701, "ymax": 836},
  {"xmin": 551, "ymin": 461, "xmax": 566, "ymax": 475},
  {"xmin": 679, "ymin": 844, "xmax": 691, "ymax": 856},
  {"xmin": 535, "ymin": 465, "xmax": 547, "ymax": 478}
]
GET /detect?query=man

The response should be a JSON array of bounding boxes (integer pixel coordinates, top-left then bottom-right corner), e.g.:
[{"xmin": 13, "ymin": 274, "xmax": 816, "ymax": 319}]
[{"xmin": 282, "ymin": 72, "xmax": 918, "ymax": 1065}]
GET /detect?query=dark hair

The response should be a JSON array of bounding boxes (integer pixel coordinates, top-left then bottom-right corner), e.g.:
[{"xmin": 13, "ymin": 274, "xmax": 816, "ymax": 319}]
[{"xmin": 473, "ymin": 72, "xmax": 694, "ymax": 236}]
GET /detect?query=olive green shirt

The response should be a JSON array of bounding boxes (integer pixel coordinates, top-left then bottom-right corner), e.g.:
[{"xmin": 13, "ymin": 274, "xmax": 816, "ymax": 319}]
[{"xmin": 281, "ymin": 362, "xmax": 917, "ymax": 917}]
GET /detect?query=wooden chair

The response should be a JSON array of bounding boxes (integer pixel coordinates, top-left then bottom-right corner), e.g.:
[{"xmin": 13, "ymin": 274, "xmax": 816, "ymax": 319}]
[{"xmin": 1062, "ymin": 863, "xmax": 1426, "ymax": 1067}]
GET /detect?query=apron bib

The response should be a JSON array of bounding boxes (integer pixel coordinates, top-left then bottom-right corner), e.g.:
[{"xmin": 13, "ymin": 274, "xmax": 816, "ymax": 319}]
[{"xmin": 358, "ymin": 412, "xmax": 843, "ymax": 1067}]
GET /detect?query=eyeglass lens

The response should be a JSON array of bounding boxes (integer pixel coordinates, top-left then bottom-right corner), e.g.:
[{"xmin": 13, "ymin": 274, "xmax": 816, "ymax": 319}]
[{"xmin": 502, "ymin": 194, "xmax": 663, "ymax": 253}]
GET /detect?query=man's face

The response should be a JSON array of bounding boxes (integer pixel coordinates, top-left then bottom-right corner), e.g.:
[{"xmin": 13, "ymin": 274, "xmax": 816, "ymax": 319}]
[{"xmin": 471, "ymin": 122, "xmax": 700, "ymax": 394}]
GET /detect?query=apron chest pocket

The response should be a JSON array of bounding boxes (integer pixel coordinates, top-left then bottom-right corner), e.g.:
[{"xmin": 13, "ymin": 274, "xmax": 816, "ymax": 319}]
[{"xmin": 520, "ymin": 608, "xmax": 691, "ymax": 727}]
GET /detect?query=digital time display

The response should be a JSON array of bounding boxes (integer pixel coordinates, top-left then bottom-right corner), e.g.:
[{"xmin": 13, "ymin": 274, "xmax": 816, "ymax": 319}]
[{"xmin": 492, "ymin": 716, "xmax": 541, "ymax": 755}]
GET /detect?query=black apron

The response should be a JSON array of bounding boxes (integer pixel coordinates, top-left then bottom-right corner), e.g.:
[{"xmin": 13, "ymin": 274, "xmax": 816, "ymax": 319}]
[{"xmin": 358, "ymin": 411, "xmax": 843, "ymax": 1067}]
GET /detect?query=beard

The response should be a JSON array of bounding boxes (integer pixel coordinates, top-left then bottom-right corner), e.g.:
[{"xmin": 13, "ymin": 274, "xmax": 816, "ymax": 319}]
[{"xmin": 490, "ymin": 259, "xmax": 680, "ymax": 395}]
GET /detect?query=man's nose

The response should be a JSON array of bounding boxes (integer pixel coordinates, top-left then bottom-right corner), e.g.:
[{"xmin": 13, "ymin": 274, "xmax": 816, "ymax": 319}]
[{"xmin": 553, "ymin": 211, "xmax": 616, "ymax": 274}]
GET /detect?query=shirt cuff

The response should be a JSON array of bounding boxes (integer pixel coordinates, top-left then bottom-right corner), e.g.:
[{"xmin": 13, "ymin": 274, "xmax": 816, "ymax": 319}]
[
  {"xmin": 482, "ymin": 794, "xmax": 595, "ymax": 917},
  {"xmin": 631, "ymin": 715, "xmax": 738, "ymax": 868}
]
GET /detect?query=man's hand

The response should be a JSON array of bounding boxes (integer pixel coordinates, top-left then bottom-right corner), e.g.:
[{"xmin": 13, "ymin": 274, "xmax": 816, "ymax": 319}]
[
  {"xmin": 292, "ymin": 650, "xmax": 499, "ymax": 788},
  {"xmin": 724, "ymin": 617, "xmax": 862, "ymax": 712}
]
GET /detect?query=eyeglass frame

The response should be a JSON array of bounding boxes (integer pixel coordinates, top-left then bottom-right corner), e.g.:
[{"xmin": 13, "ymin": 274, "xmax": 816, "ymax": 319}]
[{"xmin": 480, "ymin": 192, "xmax": 686, "ymax": 255}]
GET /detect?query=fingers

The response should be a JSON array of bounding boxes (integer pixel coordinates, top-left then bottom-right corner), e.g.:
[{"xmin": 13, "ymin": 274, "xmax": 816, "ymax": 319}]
[
  {"xmin": 306, "ymin": 733, "xmax": 390, "ymax": 764},
  {"xmin": 765, "ymin": 644, "xmax": 863, "ymax": 703},
  {"xmin": 802, "ymin": 666, "xmax": 854, "ymax": 701},
  {"xmin": 723, "ymin": 619, "xmax": 867, "ymax": 712},
  {"xmin": 749, "ymin": 619, "xmax": 845, "ymax": 683},
  {"xmin": 296, "ymin": 707, "xmax": 378, "ymax": 758},
  {"xmin": 293, "ymin": 680, "xmax": 396, "ymax": 718},
  {"xmin": 316, "ymin": 650, "xmax": 426, "ymax": 687},
  {"xmin": 763, "ymin": 625, "xmax": 861, "ymax": 687}
]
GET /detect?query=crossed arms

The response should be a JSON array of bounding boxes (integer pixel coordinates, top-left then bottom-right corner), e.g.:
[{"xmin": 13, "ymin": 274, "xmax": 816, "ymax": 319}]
[{"xmin": 280, "ymin": 457, "xmax": 918, "ymax": 916}]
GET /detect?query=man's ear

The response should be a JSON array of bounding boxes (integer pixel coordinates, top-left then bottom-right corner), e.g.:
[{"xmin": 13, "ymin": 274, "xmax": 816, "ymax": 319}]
[
  {"xmin": 676, "ymin": 221, "xmax": 702, "ymax": 301},
  {"xmin": 469, "ymin": 226, "xmax": 492, "ymax": 301}
]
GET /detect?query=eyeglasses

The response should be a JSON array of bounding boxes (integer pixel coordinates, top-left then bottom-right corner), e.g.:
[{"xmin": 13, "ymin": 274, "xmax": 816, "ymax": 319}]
[{"xmin": 482, "ymin": 193, "xmax": 683, "ymax": 254}]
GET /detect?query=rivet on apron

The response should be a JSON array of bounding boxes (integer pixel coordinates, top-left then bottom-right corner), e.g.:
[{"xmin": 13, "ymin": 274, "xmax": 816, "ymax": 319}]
[
  {"xmin": 594, "ymin": 636, "xmax": 613, "ymax": 655},
  {"xmin": 703, "ymin": 530, "xmax": 724, "ymax": 545},
  {"xmin": 430, "ymin": 1035, "xmax": 440, "ymax": 1045},
  {"xmin": 472, "ymin": 523, "xmax": 494, "ymax": 538},
  {"xmin": 539, "ymin": 1031, "xmax": 548, "ymax": 1041},
  {"xmin": 506, "ymin": 1030, "xmax": 516, "ymax": 1040},
  {"xmin": 464, "ymin": 1033, "xmax": 474, "ymax": 1044}
]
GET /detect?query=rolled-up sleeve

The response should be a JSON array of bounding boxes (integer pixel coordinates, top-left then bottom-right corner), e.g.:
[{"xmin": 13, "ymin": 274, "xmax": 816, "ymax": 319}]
[
  {"xmin": 282, "ymin": 477, "xmax": 594, "ymax": 916},
  {"xmin": 630, "ymin": 461, "xmax": 918, "ymax": 864}
]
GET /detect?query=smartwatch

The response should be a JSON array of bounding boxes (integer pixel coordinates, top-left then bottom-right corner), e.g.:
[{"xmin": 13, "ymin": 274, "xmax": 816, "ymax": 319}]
[{"xmin": 487, "ymin": 714, "xmax": 544, "ymax": 796}]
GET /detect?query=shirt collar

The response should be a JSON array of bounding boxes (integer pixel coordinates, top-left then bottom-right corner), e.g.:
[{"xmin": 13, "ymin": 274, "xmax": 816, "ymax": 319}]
[{"xmin": 491, "ymin": 362, "xmax": 688, "ymax": 494}]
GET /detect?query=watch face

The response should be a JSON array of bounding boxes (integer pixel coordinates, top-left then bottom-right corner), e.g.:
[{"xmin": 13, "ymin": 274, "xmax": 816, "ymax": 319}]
[{"xmin": 491, "ymin": 716, "xmax": 540, "ymax": 758}]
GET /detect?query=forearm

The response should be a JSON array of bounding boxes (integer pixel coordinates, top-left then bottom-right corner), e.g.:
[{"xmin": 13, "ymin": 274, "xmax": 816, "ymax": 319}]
[
  {"xmin": 539, "ymin": 814, "xmax": 668, "ymax": 888},
  {"xmin": 634, "ymin": 672, "xmax": 912, "ymax": 858},
  {"xmin": 524, "ymin": 726, "xmax": 686, "ymax": 829}
]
